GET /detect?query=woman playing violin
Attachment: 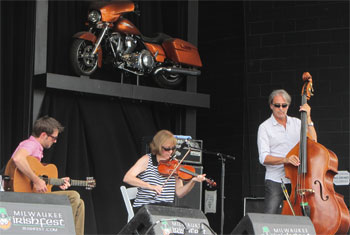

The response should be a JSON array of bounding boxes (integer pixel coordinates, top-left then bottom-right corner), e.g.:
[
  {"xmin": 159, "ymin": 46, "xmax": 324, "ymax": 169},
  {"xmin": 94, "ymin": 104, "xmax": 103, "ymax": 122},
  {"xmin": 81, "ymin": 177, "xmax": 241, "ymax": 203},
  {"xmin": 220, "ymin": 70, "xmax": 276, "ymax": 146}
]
[{"xmin": 123, "ymin": 130, "xmax": 206, "ymax": 210}]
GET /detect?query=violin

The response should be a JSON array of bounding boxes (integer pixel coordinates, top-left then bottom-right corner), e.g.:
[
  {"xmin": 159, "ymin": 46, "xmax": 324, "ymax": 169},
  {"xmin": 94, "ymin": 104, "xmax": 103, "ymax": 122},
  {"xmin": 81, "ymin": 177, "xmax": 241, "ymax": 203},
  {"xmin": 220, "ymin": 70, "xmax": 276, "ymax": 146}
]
[{"xmin": 158, "ymin": 159, "xmax": 217, "ymax": 187}]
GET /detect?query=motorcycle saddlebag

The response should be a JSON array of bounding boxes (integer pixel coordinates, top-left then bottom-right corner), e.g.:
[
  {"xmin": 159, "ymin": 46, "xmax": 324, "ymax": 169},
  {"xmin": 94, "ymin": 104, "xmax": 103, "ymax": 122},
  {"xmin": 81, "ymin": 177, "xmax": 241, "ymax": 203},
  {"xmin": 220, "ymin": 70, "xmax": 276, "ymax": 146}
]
[{"xmin": 162, "ymin": 39, "xmax": 202, "ymax": 67}]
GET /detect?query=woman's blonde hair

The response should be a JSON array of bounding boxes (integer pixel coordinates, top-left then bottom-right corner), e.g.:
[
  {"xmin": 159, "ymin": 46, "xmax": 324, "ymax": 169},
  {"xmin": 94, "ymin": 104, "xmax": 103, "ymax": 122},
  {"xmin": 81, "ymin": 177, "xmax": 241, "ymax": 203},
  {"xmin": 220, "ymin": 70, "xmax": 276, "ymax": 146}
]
[{"xmin": 149, "ymin": 130, "xmax": 177, "ymax": 155}]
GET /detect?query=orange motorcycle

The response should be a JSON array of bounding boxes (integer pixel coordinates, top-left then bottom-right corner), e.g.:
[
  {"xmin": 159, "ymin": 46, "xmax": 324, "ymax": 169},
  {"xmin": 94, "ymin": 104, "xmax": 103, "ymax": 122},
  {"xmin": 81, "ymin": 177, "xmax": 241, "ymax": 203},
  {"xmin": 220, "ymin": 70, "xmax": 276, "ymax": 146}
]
[{"xmin": 70, "ymin": 0, "xmax": 202, "ymax": 89}]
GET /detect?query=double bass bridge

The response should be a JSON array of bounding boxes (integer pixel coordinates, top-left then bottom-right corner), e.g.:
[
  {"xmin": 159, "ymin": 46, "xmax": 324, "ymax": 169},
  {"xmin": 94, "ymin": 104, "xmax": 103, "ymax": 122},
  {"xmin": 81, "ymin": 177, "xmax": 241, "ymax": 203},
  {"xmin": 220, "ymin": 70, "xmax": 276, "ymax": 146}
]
[{"xmin": 297, "ymin": 188, "xmax": 315, "ymax": 196}]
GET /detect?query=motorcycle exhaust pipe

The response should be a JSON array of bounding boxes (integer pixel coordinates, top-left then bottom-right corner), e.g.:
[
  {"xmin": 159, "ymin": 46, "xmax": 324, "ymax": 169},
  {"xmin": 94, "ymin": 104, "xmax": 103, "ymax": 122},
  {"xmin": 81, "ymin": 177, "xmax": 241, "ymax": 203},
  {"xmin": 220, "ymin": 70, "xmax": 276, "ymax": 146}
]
[{"xmin": 153, "ymin": 67, "xmax": 201, "ymax": 76}]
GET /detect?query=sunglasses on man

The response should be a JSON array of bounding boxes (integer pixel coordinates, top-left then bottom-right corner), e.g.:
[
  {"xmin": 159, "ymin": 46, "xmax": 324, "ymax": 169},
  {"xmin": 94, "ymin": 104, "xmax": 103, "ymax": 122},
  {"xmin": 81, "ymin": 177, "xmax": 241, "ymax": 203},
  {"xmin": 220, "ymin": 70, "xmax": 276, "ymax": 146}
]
[{"xmin": 273, "ymin": 103, "xmax": 288, "ymax": 108}]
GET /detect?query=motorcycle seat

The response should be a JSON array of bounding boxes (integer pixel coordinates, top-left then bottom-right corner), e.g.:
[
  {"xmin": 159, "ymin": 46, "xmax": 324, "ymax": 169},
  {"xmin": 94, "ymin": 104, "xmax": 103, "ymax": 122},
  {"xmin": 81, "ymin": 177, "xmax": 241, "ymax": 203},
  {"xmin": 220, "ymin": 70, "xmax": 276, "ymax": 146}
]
[{"xmin": 141, "ymin": 33, "xmax": 172, "ymax": 44}]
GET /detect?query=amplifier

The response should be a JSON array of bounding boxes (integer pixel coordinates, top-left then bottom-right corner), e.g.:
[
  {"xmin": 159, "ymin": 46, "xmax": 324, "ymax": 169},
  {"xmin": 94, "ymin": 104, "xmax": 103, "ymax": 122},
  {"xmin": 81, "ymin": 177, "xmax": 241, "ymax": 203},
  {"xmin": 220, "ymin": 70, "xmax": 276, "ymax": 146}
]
[
  {"xmin": 118, "ymin": 205, "xmax": 213, "ymax": 235},
  {"xmin": 141, "ymin": 136, "xmax": 203, "ymax": 165},
  {"xmin": 175, "ymin": 139, "xmax": 202, "ymax": 165},
  {"xmin": 243, "ymin": 197, "xmax": 264, "ymax": 216},
  {"xmin": 175, "ymin": 166, "xmax": 203, "ymax": 210}
]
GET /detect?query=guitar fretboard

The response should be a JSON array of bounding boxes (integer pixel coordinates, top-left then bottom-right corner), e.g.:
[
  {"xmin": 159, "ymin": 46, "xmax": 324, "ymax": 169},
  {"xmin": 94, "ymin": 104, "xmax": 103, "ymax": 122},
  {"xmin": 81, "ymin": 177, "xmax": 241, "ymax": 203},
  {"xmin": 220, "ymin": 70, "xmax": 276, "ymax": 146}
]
[{"xmin": 40, "ymin": 177, "xmax": 91, "ymax": 187}]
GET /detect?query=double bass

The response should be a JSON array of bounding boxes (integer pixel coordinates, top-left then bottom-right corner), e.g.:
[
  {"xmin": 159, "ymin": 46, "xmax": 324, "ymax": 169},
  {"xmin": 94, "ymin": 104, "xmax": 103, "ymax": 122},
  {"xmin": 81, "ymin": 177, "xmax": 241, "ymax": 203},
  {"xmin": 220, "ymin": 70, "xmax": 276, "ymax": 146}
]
[{"xmin": 282, "ymin": 72, "xmax": 350, "ymax": 234}]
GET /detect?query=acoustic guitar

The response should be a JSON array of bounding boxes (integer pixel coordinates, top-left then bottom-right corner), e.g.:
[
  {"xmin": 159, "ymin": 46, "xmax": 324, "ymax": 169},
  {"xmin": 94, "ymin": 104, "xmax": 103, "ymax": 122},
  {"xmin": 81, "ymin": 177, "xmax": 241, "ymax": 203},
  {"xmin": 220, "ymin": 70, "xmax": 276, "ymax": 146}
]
[{"xmin": 4, "ymin": 156, "xmax": 96, "ymax": 193}]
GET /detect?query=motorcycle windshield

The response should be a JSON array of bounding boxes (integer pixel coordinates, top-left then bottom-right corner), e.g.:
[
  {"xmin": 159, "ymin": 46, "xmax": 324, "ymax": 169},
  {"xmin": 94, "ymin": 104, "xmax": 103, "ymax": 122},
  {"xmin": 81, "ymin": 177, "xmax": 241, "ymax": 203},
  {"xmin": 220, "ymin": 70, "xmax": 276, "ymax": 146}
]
[{"xmin": 90, "ymin": 0, "xmax": 135, "ymax": 22}]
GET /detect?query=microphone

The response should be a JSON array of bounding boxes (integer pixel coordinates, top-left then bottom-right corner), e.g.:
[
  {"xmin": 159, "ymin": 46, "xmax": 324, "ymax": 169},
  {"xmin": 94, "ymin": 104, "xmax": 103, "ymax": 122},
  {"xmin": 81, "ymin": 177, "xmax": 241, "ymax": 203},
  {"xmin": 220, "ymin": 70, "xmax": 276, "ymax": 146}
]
[
  {"xmin": 172, "ymin": 141, "xmax": 188, "ymax": 159},
  {"xmin": 173, "ymin": 135, "xmax": 192, "ymax": 159},
  {"xmin": 179, "ymin": 140, "xmax": 188, "ymax": 149}
]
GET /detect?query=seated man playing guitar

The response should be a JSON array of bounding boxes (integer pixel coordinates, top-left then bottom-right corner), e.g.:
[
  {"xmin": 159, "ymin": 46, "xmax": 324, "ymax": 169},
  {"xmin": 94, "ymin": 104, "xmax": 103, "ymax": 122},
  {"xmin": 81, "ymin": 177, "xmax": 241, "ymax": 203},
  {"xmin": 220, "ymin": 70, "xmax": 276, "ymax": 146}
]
[{"xmin": 5, "ymin": 116, "xmax": 85, "ymax": 235}]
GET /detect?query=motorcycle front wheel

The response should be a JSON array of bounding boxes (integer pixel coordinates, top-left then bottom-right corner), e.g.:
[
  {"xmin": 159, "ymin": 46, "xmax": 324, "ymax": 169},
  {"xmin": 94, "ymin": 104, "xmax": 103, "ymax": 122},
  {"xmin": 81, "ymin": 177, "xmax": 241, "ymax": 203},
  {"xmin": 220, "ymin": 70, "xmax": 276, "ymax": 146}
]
[
  {"xmin": 153, "ymin": 72, "xmax": 184, "ymax": 89},
  {"xmin": 70, "ymin": 39, "xmax": 98, "ymax": 76}
]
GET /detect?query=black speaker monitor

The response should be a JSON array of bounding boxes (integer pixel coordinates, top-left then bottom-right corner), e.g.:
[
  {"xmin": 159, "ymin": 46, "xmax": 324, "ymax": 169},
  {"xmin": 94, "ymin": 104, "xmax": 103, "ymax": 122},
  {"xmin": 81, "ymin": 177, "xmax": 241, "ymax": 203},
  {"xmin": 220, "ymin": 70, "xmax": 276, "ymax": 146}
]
[
  {"xmin": 118, "ymin": 205, "xmax": 213, "ymax": 234},
  {"xmin": 0, "ymin": 191, "xmax": 75, "ymax": 235},
  {"xmin": 231, "ymin": 213, "xmax": 316, "ymax": 235}
]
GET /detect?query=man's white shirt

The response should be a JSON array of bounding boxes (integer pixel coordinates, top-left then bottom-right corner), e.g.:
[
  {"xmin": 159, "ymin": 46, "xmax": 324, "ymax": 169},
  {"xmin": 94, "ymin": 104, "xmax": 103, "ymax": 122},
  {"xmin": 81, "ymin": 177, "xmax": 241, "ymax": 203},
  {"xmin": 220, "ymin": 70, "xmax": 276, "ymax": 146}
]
[{"xmin": 257, "ymin": 114, "xmax": 301, "ymax": 183}]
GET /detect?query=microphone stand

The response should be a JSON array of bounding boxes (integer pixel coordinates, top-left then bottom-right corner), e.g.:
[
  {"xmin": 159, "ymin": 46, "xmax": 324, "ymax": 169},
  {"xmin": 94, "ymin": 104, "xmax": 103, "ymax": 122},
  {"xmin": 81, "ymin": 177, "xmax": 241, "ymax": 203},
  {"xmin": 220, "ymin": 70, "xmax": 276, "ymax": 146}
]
[
  {"xmin": 219, "ymin": 153, "xmax": 226, "ymax": 235},
  {"xmin": 191, "ymin": 146, "xmax": 235, "ymax": 235}
]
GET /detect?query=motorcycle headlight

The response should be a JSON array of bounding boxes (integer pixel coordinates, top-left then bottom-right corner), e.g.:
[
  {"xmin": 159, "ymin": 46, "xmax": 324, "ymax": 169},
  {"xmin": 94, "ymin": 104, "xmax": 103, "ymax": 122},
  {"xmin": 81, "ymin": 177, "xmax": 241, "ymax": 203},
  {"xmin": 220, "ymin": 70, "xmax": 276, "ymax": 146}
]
[
  {"xmin": 88, "ymin": 10, "xmax": 101, "ymax": 23},
  {"xmin": 141, "ymin": 50, "xmax": 154, "ymax": 69}
]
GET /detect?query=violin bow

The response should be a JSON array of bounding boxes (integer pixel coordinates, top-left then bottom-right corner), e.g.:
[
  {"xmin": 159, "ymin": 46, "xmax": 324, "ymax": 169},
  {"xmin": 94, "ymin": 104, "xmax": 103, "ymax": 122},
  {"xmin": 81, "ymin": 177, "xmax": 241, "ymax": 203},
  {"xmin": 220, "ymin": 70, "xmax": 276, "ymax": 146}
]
[{"xmin": 281, "ymin": 178, "xmax": 296, "ymax": 216}]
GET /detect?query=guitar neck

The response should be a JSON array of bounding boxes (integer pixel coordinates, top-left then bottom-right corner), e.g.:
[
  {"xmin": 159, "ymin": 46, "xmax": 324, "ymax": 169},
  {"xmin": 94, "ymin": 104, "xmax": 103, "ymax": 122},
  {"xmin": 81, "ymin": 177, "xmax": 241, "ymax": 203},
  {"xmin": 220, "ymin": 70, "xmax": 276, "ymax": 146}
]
[
  {"xmin": 42, "ymin": 177, "xmax": 89, "ymax": 187},
  {"xmin": 70, "ymin": 179, "xmax": 91, "ymax": 187}
]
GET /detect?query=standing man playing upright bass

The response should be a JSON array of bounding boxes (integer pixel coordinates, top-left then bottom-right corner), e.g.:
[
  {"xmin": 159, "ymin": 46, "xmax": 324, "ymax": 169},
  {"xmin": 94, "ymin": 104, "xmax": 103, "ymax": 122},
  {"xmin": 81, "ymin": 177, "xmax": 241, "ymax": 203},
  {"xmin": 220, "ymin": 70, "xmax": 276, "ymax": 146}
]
[
  {"xmin": 257, "ymin": 89, "xmax": 317, "ymax": 214},
  {"xmin": 6, "ymin": 116, "xmax": 85, "ymax": 235}
]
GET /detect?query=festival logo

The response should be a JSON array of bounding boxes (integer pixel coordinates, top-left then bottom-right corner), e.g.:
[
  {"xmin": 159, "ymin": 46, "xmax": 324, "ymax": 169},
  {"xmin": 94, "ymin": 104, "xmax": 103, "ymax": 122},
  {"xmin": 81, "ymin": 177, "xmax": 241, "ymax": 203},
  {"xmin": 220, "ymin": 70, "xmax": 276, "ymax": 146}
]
[
  {"xmin": 0, "ymin": 207, "xmax": 12, "ymax": 230},
  {"xmin": 261, "ymin": 226, "xmax": 270, "ymax": 235},
  {"xmin": 160, "ymin": 220, "xmax": 171, "ymax": 235}
]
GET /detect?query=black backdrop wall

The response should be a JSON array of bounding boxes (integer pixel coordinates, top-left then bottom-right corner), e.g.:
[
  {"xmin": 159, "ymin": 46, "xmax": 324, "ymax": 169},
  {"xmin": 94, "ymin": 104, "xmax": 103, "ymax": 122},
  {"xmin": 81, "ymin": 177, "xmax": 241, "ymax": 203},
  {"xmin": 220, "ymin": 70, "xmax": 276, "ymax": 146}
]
[
  {"xmin": 0, "ymin": 0, "xmax": 36, "ymax": 163},
  {"xmin": 1, "ymin": 1, "xmax": 349, "ymax": 234}
]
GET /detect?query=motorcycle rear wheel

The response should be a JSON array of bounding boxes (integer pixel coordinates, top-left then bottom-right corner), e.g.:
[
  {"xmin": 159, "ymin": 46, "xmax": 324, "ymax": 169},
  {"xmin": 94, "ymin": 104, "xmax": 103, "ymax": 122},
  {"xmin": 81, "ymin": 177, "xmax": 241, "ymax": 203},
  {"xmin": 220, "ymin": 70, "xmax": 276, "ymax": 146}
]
[
  {"xmin": 70, "ymin": 39, "xmax": 98, "ymax": 76},
  {"xmin": 153, "ymin": 72, "xmax": 184, "ymax": 89}
]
